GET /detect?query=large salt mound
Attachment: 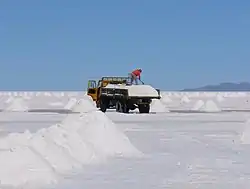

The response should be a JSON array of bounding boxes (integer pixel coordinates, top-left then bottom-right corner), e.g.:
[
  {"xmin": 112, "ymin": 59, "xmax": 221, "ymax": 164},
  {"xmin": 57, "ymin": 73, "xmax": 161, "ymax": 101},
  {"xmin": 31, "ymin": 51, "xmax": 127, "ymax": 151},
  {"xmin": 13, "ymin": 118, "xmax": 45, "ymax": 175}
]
[
  {"xmin": 75, "ymin": 111, "xmax": 142, "ymax": 157},
  {"xmin": 150, "ymin": 99, "xmax": 169, "ymax": 113},
  {"xmin": 0, "ymin": 146, "xmax": 57, "ymax": 188},
  {"xmin": 0, "ymin": 100, "xmax": 141, "ymax": 187},
  {"xmin": 0, "ymin": 131, "xmax": 32, "ymax": 148},
  {"xmin": 29, "ymin": 124, "xmax": 100, "ymax": 174},
  {"xmin": 4, "ymin": 97, "xmax": 29, "ymax": 112}
]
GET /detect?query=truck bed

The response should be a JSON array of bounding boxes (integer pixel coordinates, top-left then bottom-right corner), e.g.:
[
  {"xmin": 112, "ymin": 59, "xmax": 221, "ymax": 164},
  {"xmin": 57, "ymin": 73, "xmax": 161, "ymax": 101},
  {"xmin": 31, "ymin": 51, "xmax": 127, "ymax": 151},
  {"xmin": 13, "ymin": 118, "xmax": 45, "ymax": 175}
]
[{"xmin": 103, "ymin": 84, "xmax": 160, "ymax": 98}]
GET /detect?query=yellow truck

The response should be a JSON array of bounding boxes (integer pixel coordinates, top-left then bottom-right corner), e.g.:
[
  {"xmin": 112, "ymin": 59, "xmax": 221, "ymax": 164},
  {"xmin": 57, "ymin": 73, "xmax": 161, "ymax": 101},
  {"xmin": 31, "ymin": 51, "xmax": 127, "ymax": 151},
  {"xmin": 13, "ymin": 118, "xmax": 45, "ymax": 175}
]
[{"xmin": 87, "ymin": 76, "xmax": 160, "ymax": 113}]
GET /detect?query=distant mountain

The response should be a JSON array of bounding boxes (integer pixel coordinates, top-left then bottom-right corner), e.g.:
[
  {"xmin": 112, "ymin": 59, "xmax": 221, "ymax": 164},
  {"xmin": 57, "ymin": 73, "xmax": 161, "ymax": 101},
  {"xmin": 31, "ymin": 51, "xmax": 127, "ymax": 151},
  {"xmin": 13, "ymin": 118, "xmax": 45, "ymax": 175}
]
[{"xmin": 182, "ymin": 82, "xmax": 250, "ymax": 91}]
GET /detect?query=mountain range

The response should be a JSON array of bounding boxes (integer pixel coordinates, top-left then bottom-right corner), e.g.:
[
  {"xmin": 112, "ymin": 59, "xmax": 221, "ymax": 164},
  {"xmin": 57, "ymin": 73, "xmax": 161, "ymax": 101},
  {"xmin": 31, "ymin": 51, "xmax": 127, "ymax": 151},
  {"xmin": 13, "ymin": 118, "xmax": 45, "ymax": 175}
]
[{"xmin": 182, "ymin": 82, "xmax": 250, "ymax": 91}]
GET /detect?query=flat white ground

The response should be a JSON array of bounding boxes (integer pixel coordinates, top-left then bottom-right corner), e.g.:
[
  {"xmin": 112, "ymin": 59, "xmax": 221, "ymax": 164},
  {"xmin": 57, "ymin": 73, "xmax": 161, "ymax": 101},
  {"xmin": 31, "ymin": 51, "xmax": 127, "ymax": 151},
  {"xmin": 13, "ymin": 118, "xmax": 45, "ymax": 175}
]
[{"xmin": 0, "ymin": 91, "xmax": 250, "ymax": 188}]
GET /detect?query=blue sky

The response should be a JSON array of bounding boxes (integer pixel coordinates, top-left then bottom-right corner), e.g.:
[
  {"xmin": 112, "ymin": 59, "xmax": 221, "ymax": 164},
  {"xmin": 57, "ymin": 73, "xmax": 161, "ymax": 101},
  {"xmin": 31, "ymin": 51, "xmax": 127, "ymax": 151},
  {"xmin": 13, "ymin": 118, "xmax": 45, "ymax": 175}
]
[{"xmin": 0, "ymin": 0, "xmax": 249, "ymax": 90}]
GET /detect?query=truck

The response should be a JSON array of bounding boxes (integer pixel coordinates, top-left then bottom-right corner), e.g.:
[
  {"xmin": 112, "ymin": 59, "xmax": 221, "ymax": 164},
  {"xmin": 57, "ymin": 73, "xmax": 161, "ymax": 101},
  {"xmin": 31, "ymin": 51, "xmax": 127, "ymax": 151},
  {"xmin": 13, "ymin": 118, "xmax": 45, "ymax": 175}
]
[{"xmin": 87, "ymin": 76, "xmax": 160, "ymax": 113}]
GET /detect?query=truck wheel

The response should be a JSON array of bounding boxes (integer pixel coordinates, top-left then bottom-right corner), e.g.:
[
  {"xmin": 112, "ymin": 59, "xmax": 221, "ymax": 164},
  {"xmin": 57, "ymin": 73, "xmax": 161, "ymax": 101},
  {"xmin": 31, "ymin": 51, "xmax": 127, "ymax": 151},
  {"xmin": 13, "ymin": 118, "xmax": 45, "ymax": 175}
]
[
  {"xmin": 129, "ymin": 104, "xmax": 136, "ymax": 110},
  {"xmin": 96, "ymin": 101, "xmax": 100, "ymax": 108},
  {"xmin": 116, "ymin": 101, "xmax": 129, "ymax": 113},
  {"xmin": 139, "ymin": 104, "xmax": 150, "ymax": 113},
  {"xmin": 100, "ymin": 100, "xmax": 107, "ymax": 112},
  {"xmin": 116, "ymin": 101, "xmax": 123, "ymax": 112},
  {"xmin": 123, "ymin": 103, "xmax": 129, "ymax": 113}
]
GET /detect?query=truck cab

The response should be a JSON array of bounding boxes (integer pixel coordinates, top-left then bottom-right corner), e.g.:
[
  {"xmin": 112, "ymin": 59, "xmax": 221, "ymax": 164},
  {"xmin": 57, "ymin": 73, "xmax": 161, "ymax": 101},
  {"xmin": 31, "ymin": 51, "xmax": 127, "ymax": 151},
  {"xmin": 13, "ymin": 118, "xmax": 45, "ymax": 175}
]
[{"xmin": 87, "ymin": 76, "xmax": 129, "ymax": 107}]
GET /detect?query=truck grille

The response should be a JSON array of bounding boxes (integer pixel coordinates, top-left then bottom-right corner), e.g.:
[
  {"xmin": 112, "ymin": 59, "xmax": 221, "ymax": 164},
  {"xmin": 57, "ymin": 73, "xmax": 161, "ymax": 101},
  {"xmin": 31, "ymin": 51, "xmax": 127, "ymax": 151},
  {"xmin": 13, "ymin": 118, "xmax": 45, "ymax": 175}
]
[{"xmin": 101, "ymin": 88, "xmax": 128, "ymax": 97}]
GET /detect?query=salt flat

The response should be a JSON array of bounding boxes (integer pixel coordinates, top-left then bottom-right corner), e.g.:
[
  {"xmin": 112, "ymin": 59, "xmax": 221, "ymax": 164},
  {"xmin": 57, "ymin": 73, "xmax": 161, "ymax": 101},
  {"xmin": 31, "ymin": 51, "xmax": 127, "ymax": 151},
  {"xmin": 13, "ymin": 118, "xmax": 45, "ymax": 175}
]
[
  {"xmin": 0, "ymin": 91, "xmax": 250, "ymax": 188},
  {"xmin": 56, "ymin": 111, "xmax": 250, "ymax": 189}
]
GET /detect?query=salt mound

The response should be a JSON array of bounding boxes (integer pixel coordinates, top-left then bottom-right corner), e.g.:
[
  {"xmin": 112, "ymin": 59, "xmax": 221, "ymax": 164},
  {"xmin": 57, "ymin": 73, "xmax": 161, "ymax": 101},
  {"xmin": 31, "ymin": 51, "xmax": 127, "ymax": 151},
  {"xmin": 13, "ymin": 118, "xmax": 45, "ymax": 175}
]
[
  {"xmin": 61, "ymin": 113, "xmax": 80, "ymax": 125},
  {"xmin": 29, "ymin": 124, "xmax": 101, "ymax": 174},
  {"xmin": 0, "ymin": 103, "xmax": 141, "ymax": 187},
  {"xmin": 150, "ymin": 99, "xmax": 169, "ymax": 113},
  {"xmin": 0, "ymin": 130, "xmax": 32, "ymax": 148},
  {"xmin": 72, "ymin": 98, "xmax": 96, "ymax": 113},
  {"xmin": 69, "ymin": 111, "xmax": 142, "ymax": 157},
  {"xmin": 84, "ymin": 94, "xmax": 95, "ymax": 102},
  {"xmin": 5, "ymin": 96, "xmax": 14, "ymax": 104},
  {"xmin": 201, "ymin": 100, "xmax": 221, "ymax": 112},
  {"xmin": 192, "ymin": 100, "xmax": 205, "ymax": 111},
  {"xmin": 0, "ymin": 146, "xmax": 57, "ymax": 187},
  {"xmin": 180, "ymin": 95, "xmax": 190, "ymax": 103},
  {"xmin": 216, "ymin": 95, "xmax": 224, "ymax": 102},
  {"xmin": 161, "ymin": 95, "xmax": 172, "ymax": 104},
  {"xmin": 64, "ymin": 98, "xmax": 77, "ymax": 110},
  {"xmin": 4, "ymin": 97, "xmax": 28, "ymax": 112},
  {"xmin": 44, "ymin": 92, "xmax": 51, "ymax": 96},
  {"xmin": 192, "ymin": 100, "xmax": 221, "ymax": 112},
  {"xmin": 241, "ymin": 119, "xmax": 250, "ymax": 144}
]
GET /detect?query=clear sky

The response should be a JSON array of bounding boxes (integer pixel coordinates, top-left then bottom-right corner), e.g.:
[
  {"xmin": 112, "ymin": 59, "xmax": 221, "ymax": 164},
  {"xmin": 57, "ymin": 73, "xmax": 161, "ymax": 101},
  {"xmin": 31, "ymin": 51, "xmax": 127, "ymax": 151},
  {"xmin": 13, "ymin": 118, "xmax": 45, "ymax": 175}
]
[{"xmin": 0, "ymin": 0, "xmax": 249, "ymax": 90}]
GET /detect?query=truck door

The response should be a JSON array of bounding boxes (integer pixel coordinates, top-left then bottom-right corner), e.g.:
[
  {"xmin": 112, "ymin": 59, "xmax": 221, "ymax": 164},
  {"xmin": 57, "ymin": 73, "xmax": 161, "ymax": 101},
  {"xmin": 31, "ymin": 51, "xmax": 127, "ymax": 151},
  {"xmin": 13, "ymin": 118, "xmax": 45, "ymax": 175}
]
[{"xmin": 87, "ymin": 80, "xmax": 97, "ymax": 101}]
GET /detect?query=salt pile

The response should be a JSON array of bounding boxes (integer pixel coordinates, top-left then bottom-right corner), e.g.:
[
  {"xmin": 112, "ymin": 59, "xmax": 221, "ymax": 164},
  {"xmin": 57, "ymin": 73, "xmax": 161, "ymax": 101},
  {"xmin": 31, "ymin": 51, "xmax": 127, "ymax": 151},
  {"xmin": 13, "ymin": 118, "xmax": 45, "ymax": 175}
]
[
  {"xmin": 0, "ymin": 131, "xmax": 32, "ymax": 148},
  {"xmin": 73, "ymin": 111, "xmax": 141, "ymax": 157},
  {"xmin": 29, "ymin": 124, "xmax": 98, "ymax": 174},
  {"xmin": 64, "ymin": 98, "xmax": 77, "ymax": 110},
  {"xmin": 84, "ymin": 94, "xmax": 95, "ymax": 102},
  {"xmin": 4, "ymin": 97, "xmax": 29, "ymax": 112},
  {"xmin": 202, "ymin": 100, "xmax": 221, "ymax": 112},
  {"xmin": 5, "ymin": 96, "xmax": 14, "ymax": 104},
  {"xmin": 180, "ymin": 95, "xmax": 190, "ymax": 103},
  {"xmin": 126, "ymin": 85, "xmax": 159, "ymax": 97},
  {"xmin": 0, "ymin": 146, "xmax": 58, "ymax": 188},
  {"xmin": 150, "ymin": 99, "xmax": 169, "ymax": 113},
  {"xmin": 72, "ymin": 98, "xmax": 96, "ymax": 113},
  {"xmin": 241, "ymin": 119, "xmax": 250, "ymax": 144},
  {"xmin": 191, "ymin": 99, "xmax": 221, "ymax": 112},
  {"xmin": 44, "ymin": 92, "xmax": 52, "ymax": 97},
  {"xmin": 0, "ymin": 96, "xmax": 141, "ymax": 188},
  {"xmin": 161, "ymin": 95, "xmax": 172, "ymax": 104},
  {"xmin": 216, "ymin": 95, "xmax": 224, "ymax": 102},
  {"xmin": 192, "ymin": 100, "xmax": 205, "ymax": 111}
]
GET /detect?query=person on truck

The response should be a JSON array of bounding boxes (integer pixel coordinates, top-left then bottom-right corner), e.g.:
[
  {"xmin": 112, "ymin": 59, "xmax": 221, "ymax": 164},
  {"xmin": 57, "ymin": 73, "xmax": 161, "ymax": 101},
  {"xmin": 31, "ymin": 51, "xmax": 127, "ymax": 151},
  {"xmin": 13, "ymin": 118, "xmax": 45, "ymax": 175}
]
[{"xmin": 130, "ymin": 68, "xmax": 142, "ymax": 85}]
